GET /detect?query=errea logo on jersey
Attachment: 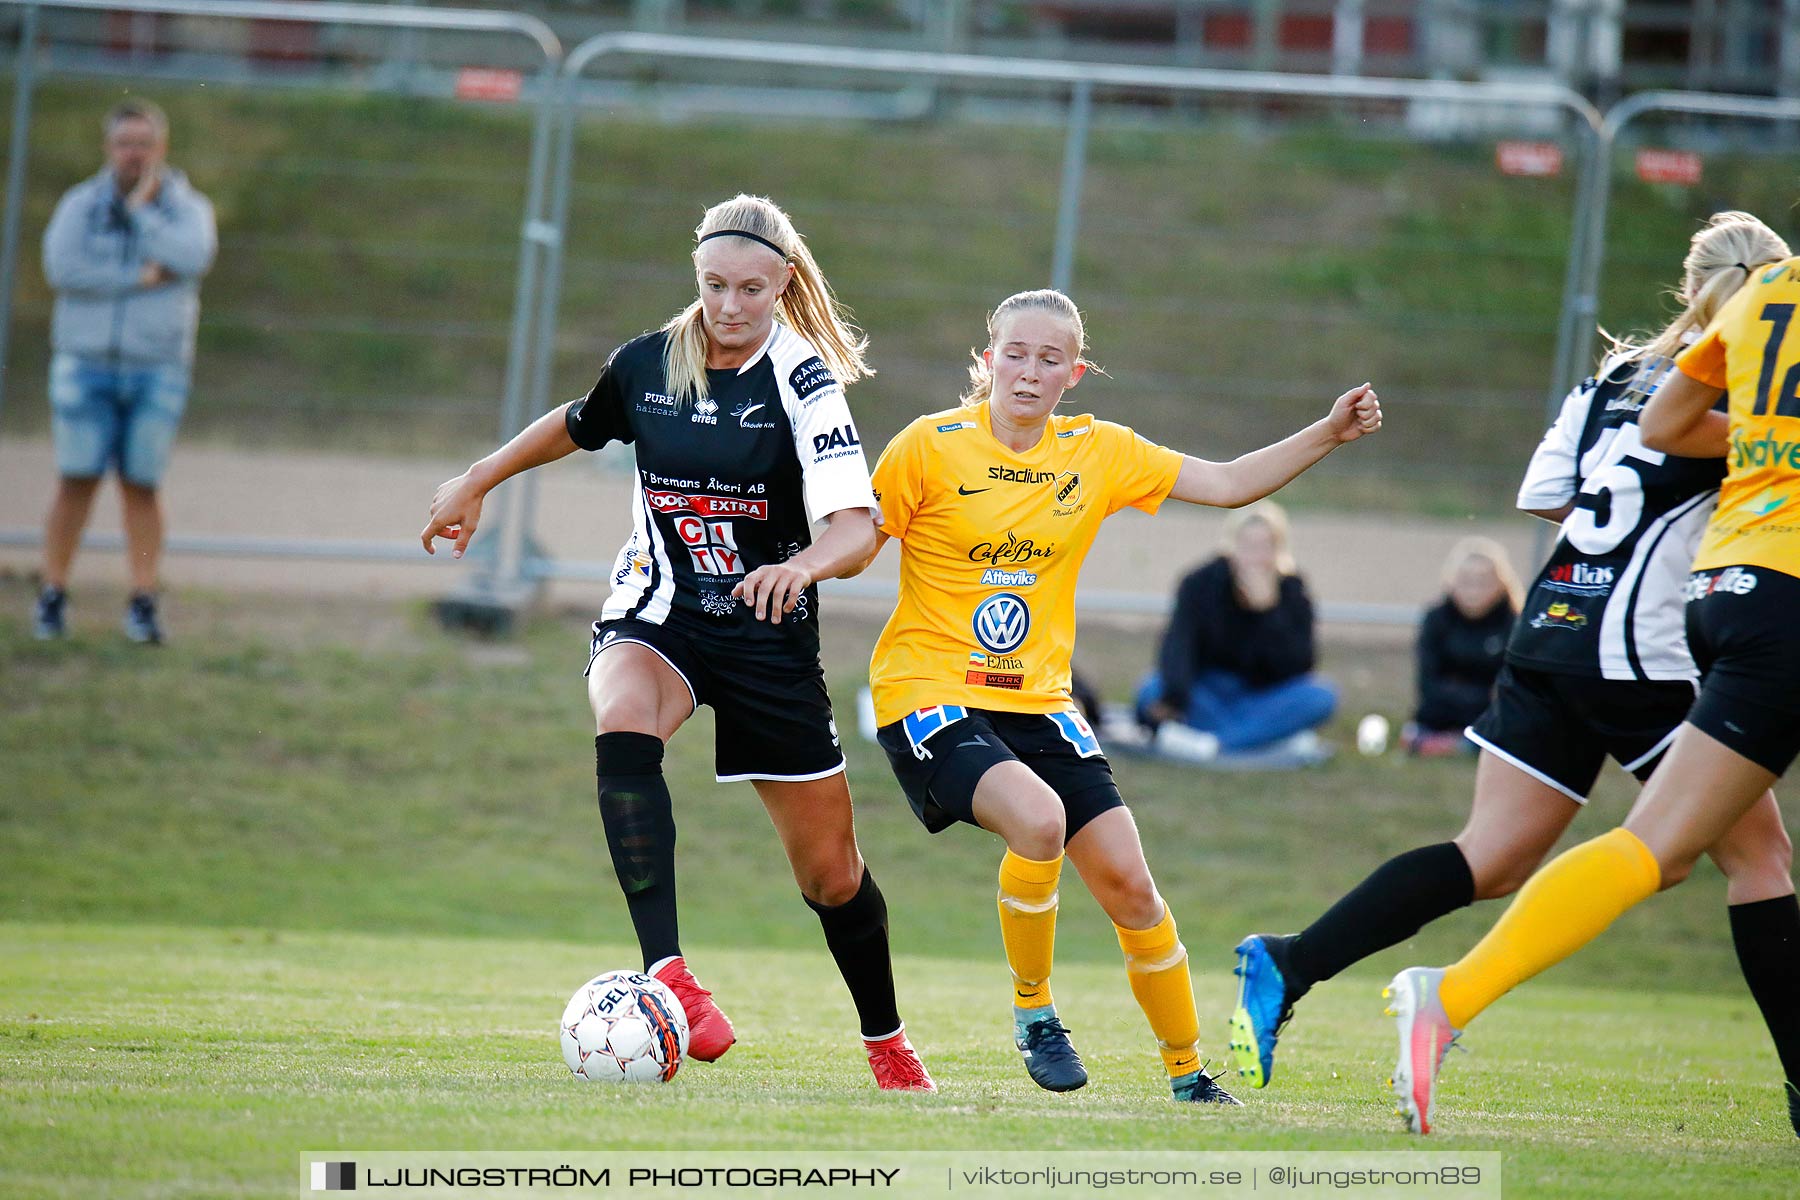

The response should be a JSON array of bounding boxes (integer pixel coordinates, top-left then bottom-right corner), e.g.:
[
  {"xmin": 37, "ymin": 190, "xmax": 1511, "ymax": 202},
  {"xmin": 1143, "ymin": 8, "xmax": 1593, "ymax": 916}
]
[{"xmin": 692, "ymin": 396, "xmax": 719, "ymax": 425}]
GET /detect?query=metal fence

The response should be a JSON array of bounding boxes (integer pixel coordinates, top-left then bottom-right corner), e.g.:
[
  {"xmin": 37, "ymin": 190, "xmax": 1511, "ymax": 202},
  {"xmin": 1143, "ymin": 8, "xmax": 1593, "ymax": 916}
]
[
  {"xmin": 0, "ymin": 0, "xmax": 561, "ymax": 600},
  {"xmin": 8, "ymin": 7, "xmax": 1797, "ymax": 626},
  {"xmin": 1562, "ymin": 90, "xmax": 1800, "ymax": 399},
  {"xmin": 342, "ymin": 1, "xmax": 1800, "ymax": 97},
  {"xmin": 0, "ymin": 0, "xmax": 561, "ymax": 446},
  {"xmin": 482, "ymin": 31, "xmax": 1597, "ymax": 618}
]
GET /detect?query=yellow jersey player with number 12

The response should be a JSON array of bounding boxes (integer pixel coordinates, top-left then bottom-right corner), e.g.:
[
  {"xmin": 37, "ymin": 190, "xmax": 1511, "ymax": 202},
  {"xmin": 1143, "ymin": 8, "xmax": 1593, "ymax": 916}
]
[
  {"xmin": 1381, "ymin": 247, "xmax": 1800, "ymax": 1136},
  {"xmin": 866, "ymin": 289, "xmax": 1381, "ymax": 1104}
]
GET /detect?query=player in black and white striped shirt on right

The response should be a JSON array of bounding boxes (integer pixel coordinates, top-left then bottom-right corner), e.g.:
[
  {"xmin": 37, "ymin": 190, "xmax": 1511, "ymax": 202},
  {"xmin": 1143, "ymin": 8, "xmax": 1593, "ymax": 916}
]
[{"xmin": 1228, "ymin": 213, "xmax": 1800, "ymax": 1123}]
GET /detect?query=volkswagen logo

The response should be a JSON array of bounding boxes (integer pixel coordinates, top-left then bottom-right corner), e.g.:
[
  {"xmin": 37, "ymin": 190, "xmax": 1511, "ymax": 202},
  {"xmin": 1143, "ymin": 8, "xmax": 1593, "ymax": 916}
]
[{"xmin": 972, "ymin": 592, "xmax": 1030, "ymax": 654}]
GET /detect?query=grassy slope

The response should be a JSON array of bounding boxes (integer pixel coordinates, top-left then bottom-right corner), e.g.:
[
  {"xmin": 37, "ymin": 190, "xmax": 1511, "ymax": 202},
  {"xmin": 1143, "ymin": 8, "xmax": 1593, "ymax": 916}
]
[
  {"xmin": 4, "ymin": 81, "xmax": 1796, "ymax": 513},
  {"xmin": 0, "ymin": 579, "xmax": 1744, "ymax": 990}
]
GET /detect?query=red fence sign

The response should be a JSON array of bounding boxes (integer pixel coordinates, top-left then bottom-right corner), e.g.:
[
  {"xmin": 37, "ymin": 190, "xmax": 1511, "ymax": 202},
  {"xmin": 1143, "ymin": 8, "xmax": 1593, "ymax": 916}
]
[
  {"xmin": 1495, "ymin": 141, "xmax": 1563, "ymax": 178},
  {"xmin": 1635, "ymin": 149, "xmax": 1702, "ymax": 186},
  {"xmin": 455, "ymin": 68, "xmax": 524, "ymax": 103}
]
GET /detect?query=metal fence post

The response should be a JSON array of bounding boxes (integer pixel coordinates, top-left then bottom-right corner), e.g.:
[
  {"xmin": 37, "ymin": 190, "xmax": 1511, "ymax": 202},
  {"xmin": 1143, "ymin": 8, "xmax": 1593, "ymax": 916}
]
[
  {"xmin": 1050, "ymin": 80, "xmax": 1092, "ymax": 295},
  {"xmin": 0, "ymin": 0, "xmax": 563, "ymax": 629},
  {"xmin": 508, "ymin": 64, "xmax": 583, "ymax": 596},
  {"xmin": 0, "ymin": 1, "xmax": 41, "ymax": 423},
  {"xmin": 438, "ymin": 55, "xmax": 566, "ymax": 631}
]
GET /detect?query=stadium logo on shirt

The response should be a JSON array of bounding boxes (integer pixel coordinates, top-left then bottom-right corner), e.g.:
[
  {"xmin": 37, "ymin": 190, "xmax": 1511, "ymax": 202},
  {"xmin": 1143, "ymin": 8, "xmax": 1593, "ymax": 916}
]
[
  {"xmin": 692, "ymin": 396, "xmax": 719, "ymax": 425},
  {"xmin": 973, "ymin": 592, "xmax": 1031, "ymax": 654},
  {"xmin": 986, "ymin": 467, "xmax": 1056, "ymax": 485}
]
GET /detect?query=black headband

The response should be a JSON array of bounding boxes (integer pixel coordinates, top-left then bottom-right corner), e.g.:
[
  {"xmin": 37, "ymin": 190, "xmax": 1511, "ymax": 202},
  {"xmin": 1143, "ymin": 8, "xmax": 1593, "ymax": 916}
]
[{"xmin": 698, "ymin": 229, "xmax": 789, "ymax": 259}]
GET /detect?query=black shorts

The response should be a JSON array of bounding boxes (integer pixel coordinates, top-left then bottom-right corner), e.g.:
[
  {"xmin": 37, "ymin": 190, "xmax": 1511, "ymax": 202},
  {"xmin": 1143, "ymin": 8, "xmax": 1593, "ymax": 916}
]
[
  {"xmin": 587, "ymin": 617, "xmax": 844, "ymax": 783},
  {"xmin": 1685, "ymin": 565, "xmax": 1800, "ymax": 776},
  {"xmin": 1467, "ymin": 663, "xmax": 1697, "ymax": 803},
  {"xmin": 875, "ymin": 705, "xmax": 1124, "ymax": 840}
]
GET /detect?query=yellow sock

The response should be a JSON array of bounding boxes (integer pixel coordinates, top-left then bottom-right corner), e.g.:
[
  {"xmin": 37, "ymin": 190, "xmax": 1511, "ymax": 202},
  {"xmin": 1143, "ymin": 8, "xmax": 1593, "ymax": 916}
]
[
  {"xmin": 998, "ymin": 850, "xmax": 1062, "ymax": 1010},
  {"xmin": 1116, "ymin": 905, "xmax": 1201, "ymax": 1078},
  {"xmin": 1440, "ymin": 827, "xmax": 1661, "ymax": 1028}
]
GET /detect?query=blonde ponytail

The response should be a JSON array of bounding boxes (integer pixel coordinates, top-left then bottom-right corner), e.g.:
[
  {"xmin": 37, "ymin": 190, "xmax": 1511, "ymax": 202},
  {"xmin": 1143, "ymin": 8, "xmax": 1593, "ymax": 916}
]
[
  {"xmin": 961, "ymin": 288, "xmax": 1099, "ymax": 407},
  {"xmin": 661, "ymin": 194, "xmax": 871, "ymax": 403},
  {"xmin": 1604, "ymin": 211, "xmax": 1791, "ymax": 367}
]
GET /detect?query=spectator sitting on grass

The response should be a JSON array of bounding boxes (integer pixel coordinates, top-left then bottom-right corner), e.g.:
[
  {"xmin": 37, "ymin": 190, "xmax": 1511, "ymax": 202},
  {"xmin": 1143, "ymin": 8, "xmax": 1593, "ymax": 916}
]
[
  {"xmin": 1134, "ymin": 501, "xmax": 1336, "ymax": 762},
  {"xmin": 1403, "ymin": 537, "xmax": 1520, "ymax": 757}
]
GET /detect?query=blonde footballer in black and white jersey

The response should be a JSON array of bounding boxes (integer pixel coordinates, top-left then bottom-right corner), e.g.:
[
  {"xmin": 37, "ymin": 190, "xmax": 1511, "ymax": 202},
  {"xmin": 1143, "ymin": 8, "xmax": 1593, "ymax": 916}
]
[
  {"xmin": 1231, "ymin": 214, "xmax": 1797, "ymax": 1131},
  {"xmin": 579, "ymin": 322, "xmax": 876, "ymax": 646},
  {"xmin": 423, "ymin": 194, "xmax": 934, "ymax": 1092}
]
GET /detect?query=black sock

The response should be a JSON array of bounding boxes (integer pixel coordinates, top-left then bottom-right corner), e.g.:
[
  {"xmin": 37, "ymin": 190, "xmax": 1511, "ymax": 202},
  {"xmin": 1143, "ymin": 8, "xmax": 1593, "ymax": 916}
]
[
  {"xmin": 1729, "ymin": 894, "xmax": 1800, "ymax": 1088},
  {"xmin": 805, "ymin": 867, "xmax": 902, "ymax": 1039},
  {"xmin": 595, "ymin": 732, "xmax": 680, "ymax": 971},
  {"xmin": 1287, "ymin": 842, "xmax": 1476, "ymax": 995}
]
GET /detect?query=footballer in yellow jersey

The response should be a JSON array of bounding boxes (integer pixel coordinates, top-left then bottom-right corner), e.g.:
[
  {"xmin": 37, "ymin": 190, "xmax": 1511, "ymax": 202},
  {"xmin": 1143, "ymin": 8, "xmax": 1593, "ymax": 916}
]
[
  {"xmin": 868, "ymin": 404, "xmax": 1182, "ymax": 725},
  {"xmin": 1679, "ymin": 256, "xmax": 1800, "ymax": 579},
  {"xmin": 865, "ymin": 289, "xmax": 1381, "ymax": 1105},
  {"xmin": 1663, "ymin": 252, "xmax": 1800, "ymax": 776},
  {"xmin": 1368, "ymin": 219, "xmax": 1800, "ymax": 1141}
]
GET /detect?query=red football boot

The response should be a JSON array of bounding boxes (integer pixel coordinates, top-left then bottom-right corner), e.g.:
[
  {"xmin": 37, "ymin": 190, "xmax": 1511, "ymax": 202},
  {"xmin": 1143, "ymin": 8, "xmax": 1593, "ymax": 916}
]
[
  {"xmin": 863, "ymin": 1027, "xmax": 936, "ymax": 1092},
  {"xmin": 651, "ymin": 956, "xmax": 737, "ymax": 1062}
]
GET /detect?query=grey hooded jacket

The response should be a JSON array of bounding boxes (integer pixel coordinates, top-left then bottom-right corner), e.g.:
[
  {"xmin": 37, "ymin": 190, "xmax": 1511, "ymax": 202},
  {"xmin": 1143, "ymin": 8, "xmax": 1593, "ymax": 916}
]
[{"xmin": 42, "ymin": 166, "xmax": 217, "ymax": 367}]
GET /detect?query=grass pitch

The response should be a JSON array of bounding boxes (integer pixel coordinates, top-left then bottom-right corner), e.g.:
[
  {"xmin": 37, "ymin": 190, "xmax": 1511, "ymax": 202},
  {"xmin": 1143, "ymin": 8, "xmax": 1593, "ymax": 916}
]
[
  {"xmin": 3, "ymin": 582, "xmax": 1797, "ymax": 1196},
  {"xmin": 2, "ymin": 923, "xmax": 1794, "ymax": 1199}
]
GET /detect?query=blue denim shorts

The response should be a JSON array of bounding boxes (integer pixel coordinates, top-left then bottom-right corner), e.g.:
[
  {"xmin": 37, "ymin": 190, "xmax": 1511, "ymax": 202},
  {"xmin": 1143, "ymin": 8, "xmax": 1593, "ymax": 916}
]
[{"xmin": 49, "ymin": 352, "xmax": 190, "ymax": 486}]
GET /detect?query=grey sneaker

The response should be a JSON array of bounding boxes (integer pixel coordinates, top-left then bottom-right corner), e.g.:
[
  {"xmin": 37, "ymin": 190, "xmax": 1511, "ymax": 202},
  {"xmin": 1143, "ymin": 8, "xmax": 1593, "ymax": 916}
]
[
  {"xmin": 123, "ymin": 593, "xmax": 163, "ymax": 645},
  {"xmin": 33, "ymin": 586, "xmax": 67, "ymax": 640}
]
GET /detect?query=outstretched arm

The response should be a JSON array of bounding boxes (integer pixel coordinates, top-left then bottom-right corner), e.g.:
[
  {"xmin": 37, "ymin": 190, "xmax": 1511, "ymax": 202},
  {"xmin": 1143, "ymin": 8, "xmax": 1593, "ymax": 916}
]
[
  {"xmin": 1168, "ymin": 384, "xmax": 1381, "ymax": 508},
  {"xmin": 420, "ymin": 402, "xmax": 581, "ymax": 557}
]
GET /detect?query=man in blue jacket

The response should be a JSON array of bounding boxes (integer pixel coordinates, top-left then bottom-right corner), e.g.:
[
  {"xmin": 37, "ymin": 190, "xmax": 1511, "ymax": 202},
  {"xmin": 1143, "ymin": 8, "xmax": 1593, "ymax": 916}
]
[{"xmin": 34, "ymin": 99, "xmax": 216, "ymax": 644}]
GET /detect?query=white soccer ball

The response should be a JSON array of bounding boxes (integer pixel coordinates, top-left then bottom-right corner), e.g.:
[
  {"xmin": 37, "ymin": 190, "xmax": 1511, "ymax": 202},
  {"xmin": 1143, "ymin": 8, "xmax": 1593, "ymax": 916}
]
[
  {"xmin": 560, "ymin": 970, "xmax": 689, "ymax": 1083},
  {"xmin": 1356, "ymin": 713, "xmax": 1391, "ymax": 757}
]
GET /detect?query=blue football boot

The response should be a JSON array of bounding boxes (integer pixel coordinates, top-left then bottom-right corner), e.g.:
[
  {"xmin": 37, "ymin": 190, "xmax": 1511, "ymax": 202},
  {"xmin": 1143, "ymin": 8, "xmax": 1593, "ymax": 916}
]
[
  {"xmin": 1229, "ymin": 933, "xmax": 1298, "ymax": 1089},
  {"xmin": 1015, "ymin": 1010, "xmax": 1087, "ymax": 1092}
]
